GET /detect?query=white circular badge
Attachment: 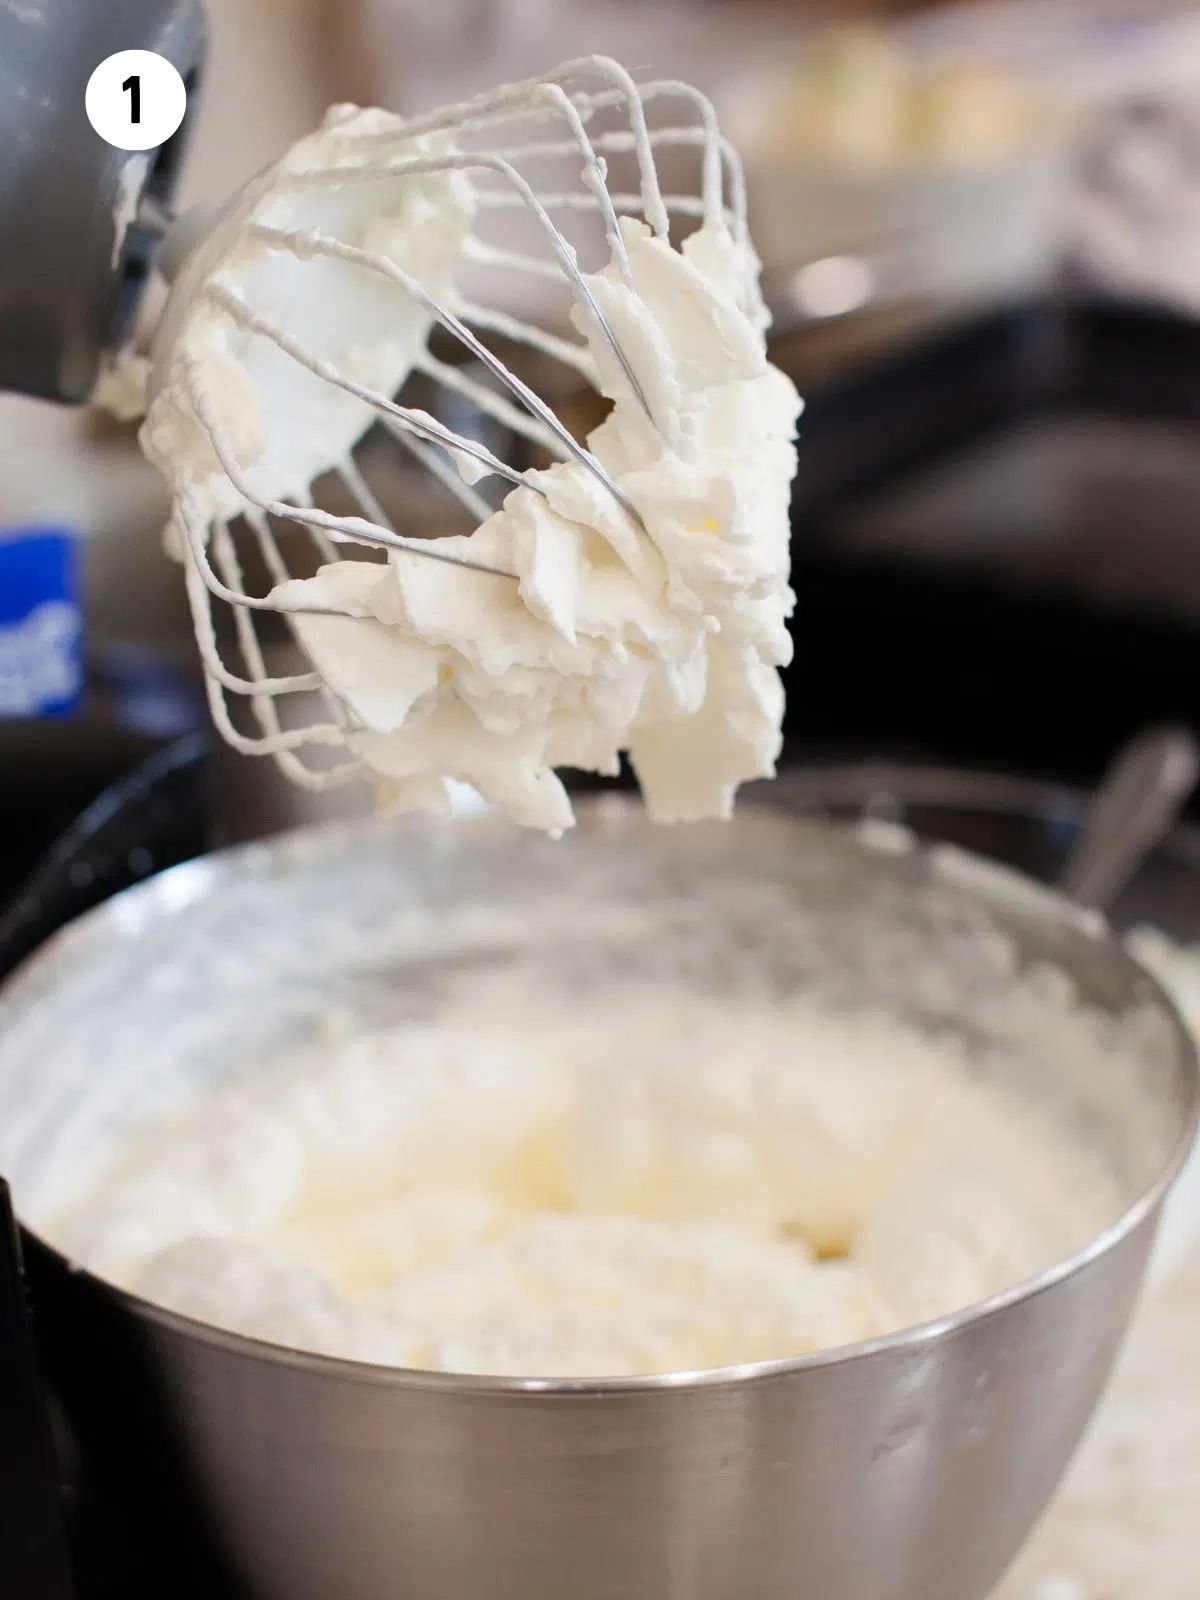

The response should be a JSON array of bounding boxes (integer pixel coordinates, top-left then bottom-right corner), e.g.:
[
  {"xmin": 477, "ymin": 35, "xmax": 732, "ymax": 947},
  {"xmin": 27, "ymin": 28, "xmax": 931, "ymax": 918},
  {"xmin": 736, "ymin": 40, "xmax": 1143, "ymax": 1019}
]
[{"xmin": 85, "ymin": 49, "xmax": 187, "ymax": 153}]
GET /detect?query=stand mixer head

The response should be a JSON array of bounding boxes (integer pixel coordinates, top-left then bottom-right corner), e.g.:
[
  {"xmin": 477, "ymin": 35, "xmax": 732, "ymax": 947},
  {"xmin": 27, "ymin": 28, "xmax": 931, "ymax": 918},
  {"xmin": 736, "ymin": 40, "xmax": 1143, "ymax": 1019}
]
[{"xmin": 0, "ymin": 0, "xmax": 206, "ymax": 404}]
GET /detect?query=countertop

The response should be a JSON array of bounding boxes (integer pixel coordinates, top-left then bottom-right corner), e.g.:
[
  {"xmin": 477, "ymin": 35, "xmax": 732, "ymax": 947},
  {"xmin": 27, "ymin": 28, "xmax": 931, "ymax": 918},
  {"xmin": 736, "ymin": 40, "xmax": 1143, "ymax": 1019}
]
[{"xmin": 999, "ymin": 1245, "xmax": 1199, "ymax": 1599}]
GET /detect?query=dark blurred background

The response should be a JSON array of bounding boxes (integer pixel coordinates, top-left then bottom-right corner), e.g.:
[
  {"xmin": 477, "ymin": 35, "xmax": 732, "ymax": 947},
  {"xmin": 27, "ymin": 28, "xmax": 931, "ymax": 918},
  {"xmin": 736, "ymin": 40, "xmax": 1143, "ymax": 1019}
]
[{"xmin": 5, "ymin": 0, "xmax": 1200, "ymax": 901}]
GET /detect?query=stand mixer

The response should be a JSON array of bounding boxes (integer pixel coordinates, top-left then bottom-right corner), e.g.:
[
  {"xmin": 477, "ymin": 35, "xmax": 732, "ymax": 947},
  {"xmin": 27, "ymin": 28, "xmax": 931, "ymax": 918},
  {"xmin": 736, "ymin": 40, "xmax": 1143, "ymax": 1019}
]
[{"xmin": 1, "ymin": 12, "xmax": 1198, "ymax": 1600}]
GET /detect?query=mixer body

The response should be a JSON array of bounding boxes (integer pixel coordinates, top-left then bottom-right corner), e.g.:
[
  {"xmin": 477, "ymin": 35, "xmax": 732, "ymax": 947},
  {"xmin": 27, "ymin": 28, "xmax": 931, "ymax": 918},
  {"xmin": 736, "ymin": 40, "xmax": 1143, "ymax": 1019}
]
[{"xmin": 0, "ymin": 0, "xmax": 206, "ymax": 403}]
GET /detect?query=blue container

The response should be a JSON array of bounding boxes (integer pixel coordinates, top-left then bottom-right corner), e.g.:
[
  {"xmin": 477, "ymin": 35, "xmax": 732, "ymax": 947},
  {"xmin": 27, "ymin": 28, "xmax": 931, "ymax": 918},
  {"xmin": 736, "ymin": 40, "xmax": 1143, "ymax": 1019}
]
[{"xmin": 0, "ymin": 527, "xmax": 83, "ymax": 719}]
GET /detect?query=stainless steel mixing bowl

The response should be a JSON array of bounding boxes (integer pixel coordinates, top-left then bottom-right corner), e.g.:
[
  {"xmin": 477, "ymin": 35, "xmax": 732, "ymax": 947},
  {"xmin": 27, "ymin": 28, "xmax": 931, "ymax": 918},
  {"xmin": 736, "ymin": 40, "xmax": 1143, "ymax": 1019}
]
[{"xmin": 0, "ymin": 800, "xmax": 1195, "ymax": 1600}]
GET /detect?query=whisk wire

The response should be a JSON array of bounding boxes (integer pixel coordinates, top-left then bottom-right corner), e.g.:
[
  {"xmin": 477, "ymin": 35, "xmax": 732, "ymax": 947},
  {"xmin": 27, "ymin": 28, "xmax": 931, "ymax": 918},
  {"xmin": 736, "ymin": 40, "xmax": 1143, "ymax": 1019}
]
[
  {"xmin": 377, "ymin": 417, "xmax": 498, "ymax": 527},
  {"xmin": 185, "ymin": 358, "xmax": 521, "ymax": 580}
]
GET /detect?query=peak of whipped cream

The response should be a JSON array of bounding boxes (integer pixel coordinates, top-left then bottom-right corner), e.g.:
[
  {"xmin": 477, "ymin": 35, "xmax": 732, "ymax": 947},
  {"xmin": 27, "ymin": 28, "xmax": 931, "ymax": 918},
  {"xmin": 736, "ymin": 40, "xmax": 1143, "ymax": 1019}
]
[{"xmin": 278, "ymin": 215, "xmax": 801, "ymax": 832}]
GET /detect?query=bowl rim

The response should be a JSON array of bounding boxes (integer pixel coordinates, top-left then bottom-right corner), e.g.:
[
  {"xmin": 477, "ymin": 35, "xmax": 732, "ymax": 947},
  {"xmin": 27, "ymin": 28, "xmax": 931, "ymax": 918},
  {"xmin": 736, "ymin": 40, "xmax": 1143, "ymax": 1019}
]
[
  {"xmin": 766, "ymin": 761, "xmax": 1200, "ymax": 866},
  {"xmin": 5, "ymin": 793, "xmax": 1198, "ymax": 1398}
]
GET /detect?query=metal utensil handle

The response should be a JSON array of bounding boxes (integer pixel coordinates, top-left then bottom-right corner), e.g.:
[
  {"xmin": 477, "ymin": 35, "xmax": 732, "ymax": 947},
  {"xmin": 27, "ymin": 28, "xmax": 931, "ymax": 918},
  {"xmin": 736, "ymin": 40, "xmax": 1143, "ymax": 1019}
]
[{"xmin": 1062, "ymin": 724, "xmax": 1200, "ymax": 910}]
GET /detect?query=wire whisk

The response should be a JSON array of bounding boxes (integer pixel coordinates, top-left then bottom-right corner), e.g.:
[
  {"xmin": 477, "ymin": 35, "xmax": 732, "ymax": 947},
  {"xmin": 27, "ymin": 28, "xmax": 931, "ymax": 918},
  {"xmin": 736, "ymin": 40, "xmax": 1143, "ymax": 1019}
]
[{"xmin": 139, "ymin": 56, "xmax": 761, "ymax": 792}]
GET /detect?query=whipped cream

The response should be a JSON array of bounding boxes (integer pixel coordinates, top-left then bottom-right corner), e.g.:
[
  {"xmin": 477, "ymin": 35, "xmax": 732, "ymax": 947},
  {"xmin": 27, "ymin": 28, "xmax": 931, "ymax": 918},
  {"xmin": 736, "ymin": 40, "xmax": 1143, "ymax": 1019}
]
[
  {"xmin": 54, "ymin": 981, "xmax": 1119, "ymax": 1377},
  {"xmin": 137, "ymin": 86, "xmax": 800, "ymax": 831},
  {"xmin": 282, "ymin": 217, "xmax": 799, "ymax": 832}
]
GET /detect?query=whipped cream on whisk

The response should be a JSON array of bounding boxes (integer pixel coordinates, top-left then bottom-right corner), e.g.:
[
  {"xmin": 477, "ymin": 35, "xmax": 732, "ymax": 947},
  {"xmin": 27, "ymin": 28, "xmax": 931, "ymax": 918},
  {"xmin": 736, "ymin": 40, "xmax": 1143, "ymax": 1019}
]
[
  {"xmin": 281, "ymin": 217, "xmax": 800, "ymax": 831},
  {"xmin": 136, "ymin": 65, "xmax": 801, "ymax": 830},
  {"xmin": 141, "ymin": 105, "xmax": 478, "ymax": 525}
]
